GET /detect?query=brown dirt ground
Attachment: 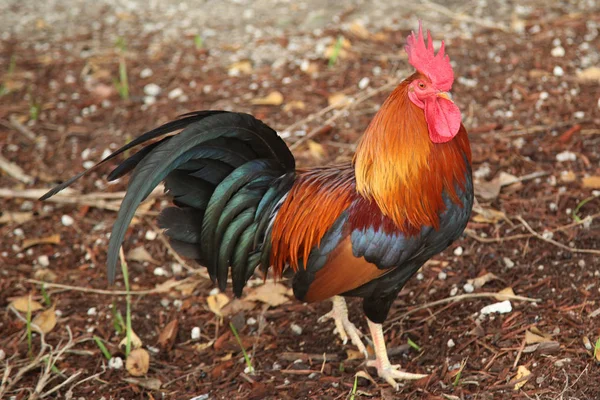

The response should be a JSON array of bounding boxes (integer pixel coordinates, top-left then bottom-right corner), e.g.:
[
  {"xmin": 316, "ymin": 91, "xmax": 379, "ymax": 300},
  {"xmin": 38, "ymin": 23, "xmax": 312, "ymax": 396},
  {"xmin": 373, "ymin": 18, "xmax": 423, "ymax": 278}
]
[{"xmin": 1, "ymin": 5, "xmax": 600, "ymax": 400}]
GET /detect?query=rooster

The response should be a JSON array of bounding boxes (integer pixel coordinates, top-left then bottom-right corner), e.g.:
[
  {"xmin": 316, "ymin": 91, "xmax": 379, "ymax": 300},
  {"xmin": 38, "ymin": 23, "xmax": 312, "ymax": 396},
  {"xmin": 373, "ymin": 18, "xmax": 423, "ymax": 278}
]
[{"xmin": 42, "ymin": 23, "xmax": 472, "ymax": 388}]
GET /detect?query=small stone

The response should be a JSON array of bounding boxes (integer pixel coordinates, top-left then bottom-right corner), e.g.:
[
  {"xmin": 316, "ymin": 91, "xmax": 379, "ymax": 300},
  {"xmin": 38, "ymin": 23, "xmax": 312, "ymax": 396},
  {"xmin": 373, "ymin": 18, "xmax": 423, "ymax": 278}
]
[
  {"xmin": 153, "ymin": 267, "xmax": 167, "ymax": 276},
  {"xmin": 578, "ymin": 260, "xmax": 586, "ymax": 268},
  {"xmin": 13, "ymin": 228, "xmax": 24, "ymax": 237},
  {"xmin": 272, "ymin": 361, "xmax": 282, "ymax": 371},
  {"xmin": 140, "ymin": 68, "xmax": 153, "ymax": 78},
  {"xmin": 551, "ymin": 46, "xmax": 565, "ymax": 57},
  {"xmin": 171, "ymin": 263, "xmax": 183, "ymax": 275},
  {"xmin": 574, "ymin": 111, "xmax": 585, "ymax": 119},
  {"xmin": 503, "ymin": 257, "xmax": 515, "ymax": 268},
  {"xmin": 108, "ymin": 357, "xmax": 123, "ymax": 370},
  {"xmin": 308, "ymin": 372, "xmax": 320, "ymax": 379},
  {"xmin": 0, "ymin": 349, "xmax": 5, "ymax": 361},
  {"xmin": 37, "ymin": 255, "xmax": 50, "ymax": 267},
  {"xmin": 416, "ymin": 273, "xmax": 424, "ymax": 280},
  {"xmin": 480, "ymin": 300, "xmax": 512, "ymax": 315},
  {"xmin": 450, "ymin": 287, "xmax": 458, "ymax": 296},
  {"xmin": 61, "ymin": 214, "xmax": 74, "ymax": 226},
  {"xmin": 145, "ymin": 230, "xmax": 157, "ymax": 241},
  {"xmin": 160, "ymin": 299, "xmax": 170, "ymax": 307},
  {"xmin": 191, "ymin": 326, "xmax": 201, "ymax": 340},
  {"xmin": 438, "ymin": 271, "xmax": 447, "ymax": 280},
  {"xmin": 463, "ymin": 283, "xmax": 474, "ymax": 293},
  {"xmin": 168, "ymin": 88, "xmax": 184, "ymax": 99},
  {"xmin": 290, "ymin": 323, "xmax": 303, "ymax": 335},
  {"xmin": 247, "ymin": 317, "xmax": 257, "ymax": 325},
  {"xmin": 358, "ymin": 77, "xmax": 370, "ymax": 89},
  {"xmin": 87, "ymin": 307, "xmax": 97, "ymax": 316},
  {"xmin": 447, "ymin": 339, "xmax": 455, "ymax": 348},
  {"xmin": 244, "ymin": 365, "xmax": 255, "ymax": 374},
  {"xmin": 83, "ymin": 160, "xmax": 95, "ymax": 169},
  {"xmin": 144, "ymin": 83, "xmax": 161, "ymax": 96},
  {"xmin": 556, "ymin": 151, "xmax": 576, "ymax": 162},
  {"xmin": 453, "ymin": 246, "xmax": 464, "ymax": 256},
  {"xmin": 553, "ymin": 66, "xmax": 564, "ymax": 76}
]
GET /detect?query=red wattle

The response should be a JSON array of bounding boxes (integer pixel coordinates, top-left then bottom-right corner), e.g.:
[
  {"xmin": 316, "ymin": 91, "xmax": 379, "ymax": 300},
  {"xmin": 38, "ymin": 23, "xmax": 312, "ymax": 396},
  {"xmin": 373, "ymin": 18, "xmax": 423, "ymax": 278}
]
[{"xmin": 424, "ymin": 97, "xmax": 461, "ymax": 143}]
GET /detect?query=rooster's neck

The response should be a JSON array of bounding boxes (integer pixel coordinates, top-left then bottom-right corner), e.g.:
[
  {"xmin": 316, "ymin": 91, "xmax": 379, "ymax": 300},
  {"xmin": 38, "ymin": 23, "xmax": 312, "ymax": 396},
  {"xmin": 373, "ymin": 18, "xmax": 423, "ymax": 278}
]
[{"xmin": 353, "ymin": 75, "xmax": 471, "ymax": 233}]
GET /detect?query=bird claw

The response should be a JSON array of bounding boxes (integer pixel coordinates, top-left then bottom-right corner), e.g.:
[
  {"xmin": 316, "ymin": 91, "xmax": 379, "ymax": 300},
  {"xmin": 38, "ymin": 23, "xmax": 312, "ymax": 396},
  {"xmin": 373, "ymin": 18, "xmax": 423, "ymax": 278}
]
[
  {"xmin": 367, "ymin": 360, "xmax": 427, "ymax": 389},
  {"xmin": 319, "ymin": 298, "xmax": 368, "ymax": 358}
]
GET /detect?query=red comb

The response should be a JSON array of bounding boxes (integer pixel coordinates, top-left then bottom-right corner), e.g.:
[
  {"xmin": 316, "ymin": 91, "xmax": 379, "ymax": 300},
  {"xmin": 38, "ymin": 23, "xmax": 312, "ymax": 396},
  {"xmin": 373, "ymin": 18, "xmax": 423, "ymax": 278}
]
[{"xmin": 405, "ymin": 22, "xmax": 454, "ymax": 91}]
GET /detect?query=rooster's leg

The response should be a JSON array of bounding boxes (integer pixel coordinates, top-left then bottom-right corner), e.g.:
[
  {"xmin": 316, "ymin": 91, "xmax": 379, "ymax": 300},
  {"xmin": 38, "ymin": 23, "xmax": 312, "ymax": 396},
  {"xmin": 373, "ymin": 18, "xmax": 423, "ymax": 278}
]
[
  {"xmin": 366, "ymin": 319, "xmax": 427, "ymax": 389},
  {"xmin": 318, "ymin": 296, "xmax": 368, "ymax": 357}
]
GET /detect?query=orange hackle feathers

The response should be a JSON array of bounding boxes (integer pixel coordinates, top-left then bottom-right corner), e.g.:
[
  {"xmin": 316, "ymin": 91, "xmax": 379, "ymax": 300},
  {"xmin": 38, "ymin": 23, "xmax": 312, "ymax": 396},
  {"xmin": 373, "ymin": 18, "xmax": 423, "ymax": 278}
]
[
  {"xmin": 354, "ymin": 72, "xmax": 471, "ymax": 234},
  {"xmin": 270, "ymin": 166, "xmax": 355, "ymax": 277}
]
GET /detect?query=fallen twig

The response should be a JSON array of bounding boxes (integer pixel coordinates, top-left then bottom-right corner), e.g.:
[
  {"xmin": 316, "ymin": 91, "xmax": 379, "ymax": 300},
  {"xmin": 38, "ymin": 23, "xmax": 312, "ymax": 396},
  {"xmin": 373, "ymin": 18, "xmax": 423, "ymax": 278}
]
[
  {"xmin": 516, "ymin": 216, "xmax": 600, "ymax": 255},
  {"xmin": 25, "ymin": 277, "xmax": 196, "ymax": 296},
  {"xmin": 0, "ymin": 155, "xmax": 34, "ymax": 184}
]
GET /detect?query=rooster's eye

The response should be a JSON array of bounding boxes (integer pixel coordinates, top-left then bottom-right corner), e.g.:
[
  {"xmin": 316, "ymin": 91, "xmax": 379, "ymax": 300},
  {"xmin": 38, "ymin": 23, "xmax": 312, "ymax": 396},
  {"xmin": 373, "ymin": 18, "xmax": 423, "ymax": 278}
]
[{"xmin": 418, "ymin": 82, "xmax": 426, "ymax": 89}]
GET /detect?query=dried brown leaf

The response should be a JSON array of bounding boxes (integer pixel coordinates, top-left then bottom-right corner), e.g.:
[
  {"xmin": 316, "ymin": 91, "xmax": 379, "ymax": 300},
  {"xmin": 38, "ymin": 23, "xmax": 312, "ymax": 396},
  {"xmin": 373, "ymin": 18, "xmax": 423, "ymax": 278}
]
[
  {"xmin": 514, "ymin": 365, "xmax": 531, "ymax": 390},
  {"xmin": 33, "ymin": 305, "xmax": 57, "ymax": 333},
  {"xmin": 525, "ymin": 329, "xmax": 551, "ymax": 344},
  {"xmin": 245, "ymin": 282, "xmax": 290, "ymax": 307},
  {"xmin": 307, "ymin": 140, "xmax": 326, "ymax": 160},
  {"xmin": 472, "ymin": 208, "xmax": 507, "ymax": 224},
  {"xmin": 207, "ymin": 292, "xmax": 230, "ymax": 318},
  {"xmin": 33, "ymin": 269, "xmax": 57, "ymax": 282},
  {"xmin": 251, "ymin": 91, "xmax": 283, "ymax": 106},
  {"xmin": 122, "ymin": 377, "xmax": 161, "ymax": 391},
  {"xmin": 0, "ymin": 211, "xmax": 34, "ymax": 225},
  {"xmin": 494, "ymin": 287, "xmax": 516, "ymax": 301},
  {"xmin": 346, "ymin": 349, "xmax": 364, "ymax": 360},
  {"xmin": 22, "ymin": 234, "xmax": 61, "ymax": 250},
  {"xmin": 348, "ymin": 21, "xmax": 371, "ymax": 39},
  {"xmin": 120, "ymin": 330, "xmax": 143, "ymax": 350},
  {"xmin": 126, "ymin": 246, "xmax": 159, "ymax": 265},
  {"xmin": 228, "ymin": 60, "xmax": 253, "ymax": 75},
  {"xmin": 577, "ymin": 66, "xmax": 600, "ymax": 83},
  {"xmin": 10, "ymin": 295, "xmax": 43, "ymax": 313},
  {"xmin": 158, "ymin": 319, "xmax": 179, "ymax": 349},
  {"xmin": 283, "ymin": 100, "xmax": 306, "ymax": 112},
  {"xmin": 468, "ymin": 272, "xmax": 499, "ymax": 289},
  {"xmin": 582, "ymin": 176, "xmax": 600, "ymax": 189},
  {"xmin": 328, "ymin": 92, "xmax": 350, "ymax": 107},
  {"xmin": 221, "ymin": 298, "xmax": 256, "ymax": 316},
  {"xmin": 193, "ymin": 340, "xmax": 215, "ymax": 352},
  {"xmin": 126, "ymin": 348, "xmax": 150, "ymax": 376}
]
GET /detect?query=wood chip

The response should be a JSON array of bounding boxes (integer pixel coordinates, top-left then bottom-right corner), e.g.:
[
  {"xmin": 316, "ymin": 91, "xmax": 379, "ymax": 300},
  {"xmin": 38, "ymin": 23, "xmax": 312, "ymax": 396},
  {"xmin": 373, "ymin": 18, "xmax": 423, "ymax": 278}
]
[
  {"xmin": 22, "ymin": 234, "xmax": 61, "ymax": 249},
  {"xmin": 157, "ymin": 319, "xmax": 179, "ymax": 350}
]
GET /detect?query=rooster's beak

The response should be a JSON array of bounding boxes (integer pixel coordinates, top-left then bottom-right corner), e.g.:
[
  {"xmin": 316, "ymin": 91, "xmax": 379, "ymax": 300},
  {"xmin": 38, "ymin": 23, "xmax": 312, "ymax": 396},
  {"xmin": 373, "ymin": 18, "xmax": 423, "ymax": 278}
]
[{"xmin": 437, "ymin": 92, "xmax": 452, "ymax": 101}]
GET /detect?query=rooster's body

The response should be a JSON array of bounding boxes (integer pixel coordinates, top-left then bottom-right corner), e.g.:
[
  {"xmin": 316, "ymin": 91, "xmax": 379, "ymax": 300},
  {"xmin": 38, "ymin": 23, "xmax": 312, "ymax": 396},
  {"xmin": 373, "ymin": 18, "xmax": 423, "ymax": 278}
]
[{"xmin": 42, "ymin": 24, "xmax": 473, "ymax": 387}]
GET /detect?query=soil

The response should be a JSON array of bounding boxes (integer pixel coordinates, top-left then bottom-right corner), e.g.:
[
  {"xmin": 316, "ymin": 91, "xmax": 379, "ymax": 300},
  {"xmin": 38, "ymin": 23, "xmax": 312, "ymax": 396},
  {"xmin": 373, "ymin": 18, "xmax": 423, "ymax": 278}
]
[{"xmin": 1, "ymin": 1, "xmax": 600, "ymax": 399}]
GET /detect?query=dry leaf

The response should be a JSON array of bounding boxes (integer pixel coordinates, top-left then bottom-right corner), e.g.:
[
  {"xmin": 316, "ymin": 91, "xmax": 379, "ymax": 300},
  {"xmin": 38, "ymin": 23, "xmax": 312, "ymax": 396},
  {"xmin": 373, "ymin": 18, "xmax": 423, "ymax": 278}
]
[
  {"xmin": 251, "ymin": 91, "xmax": 283, "ymax": 106},
  {"xmin": 328, "ymin": 92, "xmax": 350, "ymax": 107},
  {"xmin": 228, "ymin": 60, "xmax": 253, "ymax": 75},
  {"xmin": 582, "ymin": 176, "xmax": 600, "ymax": 189},
  {"xmin": 245, "ymin": 282, "xmax": 290, "ymax": 307},
  {"xmin": 33, "ymin": 269, "xmax": 57, "ymax": 282},
  {"xmin": 307, "ymin": 140, "xmax": 326, "ymax": 160},
  {"xmin": 207, "ymin": 292, "xmax": 230, "ymax": 318},
  {"xmin": 157, "ymin": 319, "xmax": 179, "ymax": 349},
  {"xmin": 560, "ymin": 170, "xmax": 577, "ymax": 183},
  {"xmin": 472, "ymin": 208, "xmax": 507, "ymax": 224},
  {"xmin": 120, "ymin": 330, "xmax": 143, "ymax": 350},
  {"xmin": 283, "ymin": 100, "xmax": 306, "ymax": 112},
  {"xmin": 494, "ymin": 287, "xmax": 516, "ymax": 301},
  {"xmin": 127, "ymin": 246, "xmax": 159, "ymax": 265},
  {"xmin": 525, "ymin": 329, "xmax": 552, "ymax": 344},
  {"xmin": 193, "ymin": 340, "xmax": 215, "ymax": 352},
  {"xmin": 475, "ymin": 172, "xmax": 521, "ymax": 200},
  {"xmin": 10, "ymin": 295, "xmax": 43, "ymax": 313},
  {"xmin": 348, "ymin": 21, "xmax": 370, "ymax": 39},
  {"xmin": 577, "ymin": 66, "xmax": 600, "ymax": 83},
  {"xmin": 221, "ymin": 298, "xmax": 257, "ymax": 316},
  {"xmin": 175, "ymin": 280, "xmax": 200, "ymax": 296},
  {"xmin": 122, "ymin": 377, "xmax": 161, "ymax": 391},
  {"xmin": 33, "ymin": 305, "xmax": 57, "ymax": 334},
  {"xmin": 468, "ymin": 272, "xmax": 499, "ymax": 289},
  {"xmin": 354, "ymin": 370, "xmax": 377, "ymax": 385},
  {"xmin": 220, "ymin": 353, "xmax": 233, "ymax": 361},
  {"xmin": 0, "ymin": 211, "xmax": 34, "ymax": 225},
  {"xmin": 514, "ymin": 365, "xmax": 531, "ymax": 390},
  {"xmin": 154, "ymin": 278, "xmax": 180, "ymax": 293},
  {"xmin": 346, "ymin": 349, "xmax": 364, "ymax": 360},
  {"xmin": 22, "ymin": 234, "xmax": 61, "ymax": 250},
  {"xmin": 126, "ymin": 348, "xmax": 150, "ymax": 376}
]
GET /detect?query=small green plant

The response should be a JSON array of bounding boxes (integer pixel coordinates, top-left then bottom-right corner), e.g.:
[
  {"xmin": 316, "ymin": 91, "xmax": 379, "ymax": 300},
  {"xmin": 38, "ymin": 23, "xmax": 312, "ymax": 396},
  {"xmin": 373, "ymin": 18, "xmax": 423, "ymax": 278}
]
[
  {"xmin": 41, "ymin": 284, "xmax": 51, "ymax": 307},
  {"xmin": 594, "ymin": 336, "xmax": 600, "ymax": 360},
  {"xmin": 114, "ymin": 37, "xmax": 129, "ymax": 100},
  {"xmin": 349, "ymin": 375, "xmax": 358, "ymax": 400},
  {"xmin": 453, "ymin": 359, "xmax": 467, "ymax": 387},
  {"xmin": 111, "ymin": 302, "xmax": 126, "ymax": 335},
  {"xmin": 119, "ymin": 248, "xmax": 133, "ymax": 357},
  {"xmin": 407, "ymin": 337, "xmax": 421, "ymax": 352},
  {"xmin": 0, "ymin": 54, "xmax": 17, "ymax": 96},
  {"xmin": 339, "ymin": 362, "xmax": 345, "ymax": 372},
  {"xmin": 328, "ymin": 35, "xmax": 344, "ymax": 68},
  {"xmin": 229, "ymin": 322, "xmax": 253, "ymax": 373},
  {"xmin": 572, "ymin": 194, "xmax": 599, "ymax": 222},
  {"xmin": 29, "ymin": 101, "xmax": 41, "ymax": 121},
  {"xmin": 93, "ymin": 335, "xmax": 113, "ymax": 360},
  {"xmin": 194, "ymin": 34, "xmax": 204, "ymax": 50}
]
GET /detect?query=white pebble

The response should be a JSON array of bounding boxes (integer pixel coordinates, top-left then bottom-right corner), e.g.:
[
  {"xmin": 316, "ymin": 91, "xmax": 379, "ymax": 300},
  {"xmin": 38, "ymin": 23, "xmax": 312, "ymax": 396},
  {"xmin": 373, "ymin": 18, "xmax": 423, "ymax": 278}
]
[
  {"xmin": 140, "ymin": 68, "xmax": 153, "ymax": 78},
  {"xmin": 358, "ymin": 77, "xmax": 370, "ymax": 89},
  {"xmin": 61, "ymin": 214, "xmax": 74, "ymax": 226},
  {"xmin": 551, "ymin": 46, "xmax": 565, "ymax": 57},
  {"xmin": 290, "ymin": 323, "xmax": 303, "ymax": 335},
  {"xmin": 0, "ymin": 349, "xmax": 5, "ymax": 361},
  {"xmin": 153, "ymin": 267, "xmax": 168, "ymax": 276},
  {"xmin": 83, "ymin": 160, "xmax": 95, "ymax": 169},
  {"xmin": 447, "ymin": 339, "xmax": 455, "ymax": 348},
  {"xmin": 144, "ymin": 83, "xmax": 161, "ymax": 96},
  {"xmin": 480, "ymin": 300, "xmax": 512, "ymax": 315},
  {"xmin": 574, "ymin": 111, "xmax": 585, "ymax": 119},
  {"xmin": 247, "ymin": 317, "xmax": 257, "ymax": 325},
  {"xmin": 13, "ymin": 228, "xmax": 24, "ymax": 237},
  {"xmin": 503, "ymin": 257, "xmax": 515, "ymax": 268},
  {"xmin": 160, "ymin": 299, "xmax": 170, "ymax": 307},
  {"xmin": 539, "ymin": 91, "xmax": 549, "ymax": 100},
  {"xmin": 244, "ymin": 365, "xmax": 255, "ymax": 374},
  {"xmin": 191, "ymin": 326, "xmax": 201, "ymax": 340},
  {"xmin": 145, "ymin": 230, "xmax": 157, "ymax": 241},
  {"xmin": 453, "ymin": 246, "xmax": 464, "ymax": 256},
  {"xmin": 463, "ymin": 283, "xmax": 474, "ymax": 293},
  {"xmin": 542, "ymin": 230, "xmax": 554, "ymax": 240},
  {"xmin": 81, "ymin": 148, "xmax": 92, "ymax": 159},
  {"xmin": 457, "ymin": 76, "xmax": 478, "ymax": 88},
  {"xmin": 168, "ymin": 88, "xmax": 184, "ymax": 99},
  {"xmin": 556, "ymin": 151, "xmax": 576, "ymax": 162},
  {"xmin": 578, "ymin": 260, "xmax": 586, "ymax": 268},
  {"xmin": 438, "ymin": 271, "xmax": 447, "ymax": 280},
  {"xmin": 108, "ymin": 357, "xmax": 123, "ymax": 369},
  {"xmin": 450, "ymin": 287, "xmax": 458, "ymax": 296},
  {"xmin": 553, "ymin": 66, "xmax": 564, "ymax": 76},
  {"xmin": 144, "ymin": 96, "xmax": 156, "ymax": 105},
  {"xmin": 87, "ymin": 307, "xmax": 97, "ymax": 316},
  {"xmin": 171, "ymin": 263, "xmax": 183, "ymax": 275},
  {"xmin": 38, "ymin": 255, "xmax": 50, "ymax": 267},
  {"xmin": 416, "ymin": 273, "xmax": 424, "ymax": 280}
]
